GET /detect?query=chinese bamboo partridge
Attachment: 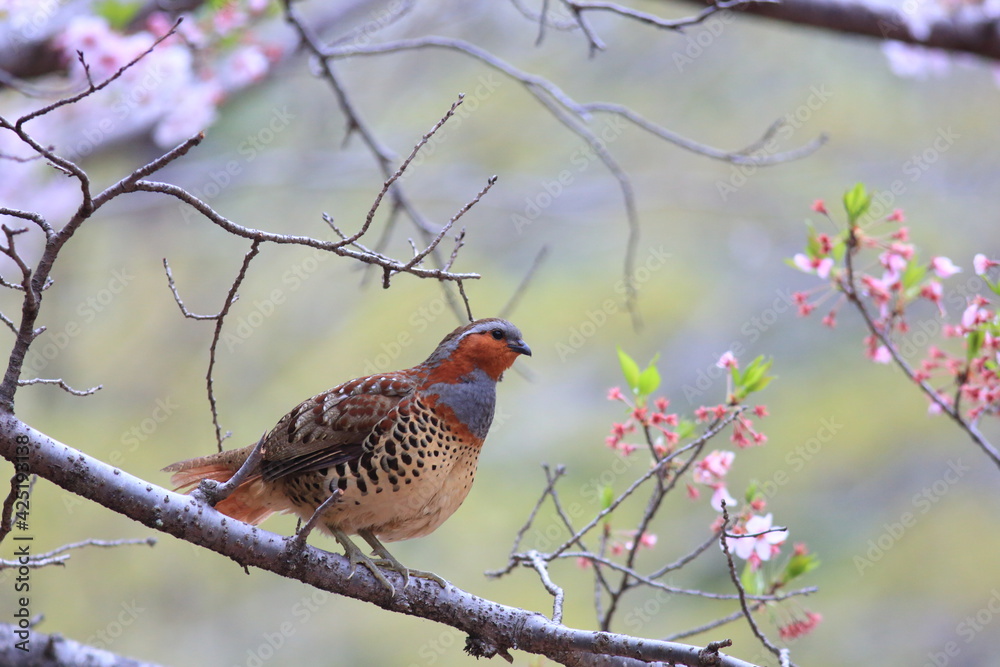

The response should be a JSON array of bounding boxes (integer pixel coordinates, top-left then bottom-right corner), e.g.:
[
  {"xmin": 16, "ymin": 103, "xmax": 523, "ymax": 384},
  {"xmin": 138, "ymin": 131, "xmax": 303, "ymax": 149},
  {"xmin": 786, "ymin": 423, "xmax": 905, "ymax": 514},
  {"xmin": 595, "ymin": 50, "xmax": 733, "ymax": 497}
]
[{"xmin": 164, "ymin": 318, "xmax": 530, "ymax": 592}]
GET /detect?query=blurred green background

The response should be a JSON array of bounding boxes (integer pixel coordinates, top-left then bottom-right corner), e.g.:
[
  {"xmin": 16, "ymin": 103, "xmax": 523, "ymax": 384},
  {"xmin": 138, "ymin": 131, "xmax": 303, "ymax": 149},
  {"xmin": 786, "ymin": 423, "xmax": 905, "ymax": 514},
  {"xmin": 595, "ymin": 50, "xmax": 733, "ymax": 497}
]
[{"xmin": 2, "ymin": 1, "xmax": 1000, "ymax": 666}]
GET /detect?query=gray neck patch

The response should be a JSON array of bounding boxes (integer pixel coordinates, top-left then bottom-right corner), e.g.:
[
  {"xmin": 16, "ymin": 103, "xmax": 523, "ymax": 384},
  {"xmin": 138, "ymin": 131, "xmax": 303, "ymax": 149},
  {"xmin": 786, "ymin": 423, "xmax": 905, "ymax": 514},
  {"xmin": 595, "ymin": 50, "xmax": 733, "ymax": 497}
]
[{"xmin": 426, "ymin": 368, "xmax": 497, "ymax": 440}]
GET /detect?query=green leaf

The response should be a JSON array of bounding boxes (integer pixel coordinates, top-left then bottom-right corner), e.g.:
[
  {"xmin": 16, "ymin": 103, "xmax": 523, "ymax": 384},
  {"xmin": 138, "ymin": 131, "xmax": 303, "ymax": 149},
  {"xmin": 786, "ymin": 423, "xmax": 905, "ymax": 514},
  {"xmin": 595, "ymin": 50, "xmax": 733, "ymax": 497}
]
[
  {"xmin": 900, "ymin": 259, "xmax": 927, "ymax": 292},
  {"xmin": 744, "ymin": 481, "xmax": 760, "ymax": 504},
  {"xmin": 967, "ymin": 329, "xmax": 984, "ymax": 362},
  {"xmin": 987, "ymin": 277, "xmax": 1000, "ymax": 297},
  {"xmin": 600, "ymin": 484, "xmax": 615, "ymax": 511},
  {"xmin": 843, "ymin": 182, "xmax": 871, "ymax": 225},
  {"xmin": 804, "ymin": 222, "xmax": 821, "ymax": 258},
  {"xmin": 617, "ymin": 346, "xmax": 641, "ymax": 394},
  {"xmin": 740, "ymin": 560, "xmax": 763, "ymax": 595},
  {"xmin": 637, "ymin": 360, "xmax": 661, "ymax": 397},
  {"xmin": 781, "ymin": 552, "xmax": 821, "ymax": 584},
  {"xmin": 94, "ymin": 0, "xmax": 144, "ymax": 29},
  {"xmin": 675, "ymin": 419, "xmax": 696, "ymax": 440}
]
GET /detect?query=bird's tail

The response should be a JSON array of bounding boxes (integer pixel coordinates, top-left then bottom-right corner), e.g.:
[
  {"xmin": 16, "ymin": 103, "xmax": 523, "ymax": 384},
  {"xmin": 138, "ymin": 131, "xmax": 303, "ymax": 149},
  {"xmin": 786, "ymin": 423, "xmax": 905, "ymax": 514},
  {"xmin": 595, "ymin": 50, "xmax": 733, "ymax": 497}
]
[{"xmin": 163, "ymin": 445, "xmax": 277, "ymax": 525}]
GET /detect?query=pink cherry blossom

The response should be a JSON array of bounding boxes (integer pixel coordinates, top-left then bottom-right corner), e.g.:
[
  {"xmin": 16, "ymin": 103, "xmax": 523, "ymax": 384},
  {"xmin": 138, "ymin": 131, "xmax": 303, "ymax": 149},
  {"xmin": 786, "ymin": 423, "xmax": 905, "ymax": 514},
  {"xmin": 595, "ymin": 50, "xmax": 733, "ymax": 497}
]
[
  {"xmin": 811, "ymin": 199, "xmax": 828, "ymax": 214},
  {"xmin": 961, "ymin": 299, "xmax": 989, "ymax": 329},
  {"xmin": 871, "ymin": 345, "xmax": 892, "ymax": 364},
  {"xmin": 694, "ymin": 450, "xmax": 735, "ymax": 484},
  {"xmin": 710, "ymin": 485, "xmax": 737, "ymax": 512},
  {"xmin": 886, "ymin": 208, "xmax": 906, "ymax": 222},
  {"xmin": 974, "ymin": 254, "xmax": 998, "ymax": 276},
  {"xmin": 716, "ymin": 351, "xmax": 738, "ymax": 370},
  {"xmin": 730, "ymin": 513, "xmax": 788, "ymax": 562},
  {"xmin": 930, "ymin": 256, "xmax": 961, "ymax": 279},
  {"xmin": 792, "ymin": 254, "xmax": 833, "ymax": 279}
]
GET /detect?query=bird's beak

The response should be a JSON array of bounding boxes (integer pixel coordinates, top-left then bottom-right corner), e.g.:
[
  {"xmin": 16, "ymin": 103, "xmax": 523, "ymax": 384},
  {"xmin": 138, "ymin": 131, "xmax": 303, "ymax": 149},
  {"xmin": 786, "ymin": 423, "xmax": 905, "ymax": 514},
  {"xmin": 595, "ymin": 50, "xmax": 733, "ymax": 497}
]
[{"xmin": 508, "ymin": 339, "xmax": 532, "ymax": 356}]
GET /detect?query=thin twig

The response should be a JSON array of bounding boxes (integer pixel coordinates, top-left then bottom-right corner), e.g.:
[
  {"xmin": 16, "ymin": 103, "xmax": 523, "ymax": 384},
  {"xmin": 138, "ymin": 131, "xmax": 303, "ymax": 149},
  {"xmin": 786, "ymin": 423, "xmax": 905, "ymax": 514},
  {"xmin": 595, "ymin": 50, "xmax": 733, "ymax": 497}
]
[
  {"xmin": 15, "ymin": 19, "xmax": 183, "ymax": 130},
  {"xmin": 206, "ymin": 240, "xmax": 262, "ymax": 450},
  {"xmin": 550, "ymin": 410, "xmax": 741, "ymax": 560},
  {"xmin": 0, "ymin": 537, "xmax": 156, "ymax": 570},
  {"xmin": 349, "ymin": 95, "xmax": 466, "ymax": 251},
  {"xmin": 527, "ymin": 550, "xmax": 565, "ymax": 624},
  {"xmin": 719, "ymin": 502, "xmax": 786, "ymax": 663},
  {"xmin": 398, "ymin": 175, "xmax": 498, "ymax": 274},
  {"xmin": 500, "ymin": 246, "xmax": 550, "ymax": 320},
  {"xmin": 0, "ymin": 473, "xmax": 21, "ymax": 544},
  {"xmin": 487, "ymin": 464, "xmax": 567, "ymax": 577},
  {"xmin": 17, "ymin": 378, "xmax": 101, "ymax": 396},
  {"xmin": 162, "ymin": 259, "xmax": 217, "ymax": 319}
]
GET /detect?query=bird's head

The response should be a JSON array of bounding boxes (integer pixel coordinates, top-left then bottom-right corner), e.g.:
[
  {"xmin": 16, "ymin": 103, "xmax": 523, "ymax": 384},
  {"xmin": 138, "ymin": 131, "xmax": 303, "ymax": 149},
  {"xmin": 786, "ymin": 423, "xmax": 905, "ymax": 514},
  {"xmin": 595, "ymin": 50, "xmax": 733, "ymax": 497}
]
[{"xmin": 425, "ymin": 318, "xmax": 531, "ymax": 382}]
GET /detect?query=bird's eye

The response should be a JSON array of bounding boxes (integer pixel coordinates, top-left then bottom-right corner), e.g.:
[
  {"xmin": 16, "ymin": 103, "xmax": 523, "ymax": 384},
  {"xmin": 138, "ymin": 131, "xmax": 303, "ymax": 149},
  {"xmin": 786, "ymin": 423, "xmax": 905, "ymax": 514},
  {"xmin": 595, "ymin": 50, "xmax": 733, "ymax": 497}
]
[{"xmin": 491, "ymin": 328, "xmax": 504, "ymax": 340}]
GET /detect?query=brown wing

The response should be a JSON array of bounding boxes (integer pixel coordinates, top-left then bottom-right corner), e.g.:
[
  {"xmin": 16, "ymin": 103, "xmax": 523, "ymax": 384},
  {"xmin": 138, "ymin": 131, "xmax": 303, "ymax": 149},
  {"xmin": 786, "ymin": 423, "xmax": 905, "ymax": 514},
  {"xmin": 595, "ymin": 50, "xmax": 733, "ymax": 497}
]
[{"xmin": 259, "ymin": 373, "xmax": 416, "ymax": 483}]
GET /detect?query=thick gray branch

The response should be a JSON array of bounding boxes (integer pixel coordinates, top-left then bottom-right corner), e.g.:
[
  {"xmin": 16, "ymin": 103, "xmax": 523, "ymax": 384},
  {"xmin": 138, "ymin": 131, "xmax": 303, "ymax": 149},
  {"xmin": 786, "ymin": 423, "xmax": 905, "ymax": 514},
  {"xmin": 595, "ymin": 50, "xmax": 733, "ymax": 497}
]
[
  {"xmin": 0, "ymin": 416, "xmax": 761, "ymax": 667},
  {"xmin": 674, "ymin": 0, "xmax": 1000, "ymax": 61}
]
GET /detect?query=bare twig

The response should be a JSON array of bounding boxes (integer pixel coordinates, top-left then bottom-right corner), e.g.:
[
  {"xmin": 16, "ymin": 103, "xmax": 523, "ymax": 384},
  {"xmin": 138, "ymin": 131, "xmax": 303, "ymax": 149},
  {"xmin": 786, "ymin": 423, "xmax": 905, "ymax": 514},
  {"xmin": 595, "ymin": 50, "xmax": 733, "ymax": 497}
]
[
  {"xmin": 0, "ymin": 537, "xmax": 156, "ymax": 570},
  {"xmin": 0, "ymin": 473, "xmax": 20, "ymax": 544},
  {"xmin": 500, "ymin": 245, "xmax": 550, "ymax": 320},
  {"xmin": 527, "ymin": 550, "xmax": 565, "ymax": 623},
  {"xmin": 398, "ymin": 176, "xmax": 498, "ymax": 275},
  {"xmin": 16, "ymin": 378, "xmax": 101, "ymax": 396},
  {"xmin": 205, "ymin": 241, "xmax": 262, "ymax": 450},
  {"xmin": 351, "ymin": 95, "xmax": 467, "ymax": 251},
  {"xmin": 719, "ymin": 501, "xmax": 787, "ymax": 664},
  {"xmin": 162, "ymin": 259, "xmax": 217, "ymax": 320},
  {"xmin": 14, "ymin": 19, "xmax": 183, "ymax": 131},
  {"xmin": 583, "ymin": 103, "xmax": 827, "ymax": 166},
  {"xmin": 132, "ymin": 181, "xmax": 481, "ymax": 284}
]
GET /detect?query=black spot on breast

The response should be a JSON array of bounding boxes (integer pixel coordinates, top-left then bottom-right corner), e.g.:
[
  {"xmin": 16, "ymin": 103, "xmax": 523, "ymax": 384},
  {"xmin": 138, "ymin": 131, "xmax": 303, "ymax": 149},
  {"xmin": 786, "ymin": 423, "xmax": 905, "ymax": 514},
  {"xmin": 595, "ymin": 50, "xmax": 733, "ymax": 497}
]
[
  {"xmin": 337, "ymin": 477, "xmax": 348, "ymax": 491},
  {"xmin": 385, "ymin": 440, "xmax": 397, "ymax": 456},
  {"xmin": 356, "ymin": 477, "xmax": 368, "ymax": 494},
  {"xmin": 401, "ymin": 453, "xmax": 412, "ymax": 466}
]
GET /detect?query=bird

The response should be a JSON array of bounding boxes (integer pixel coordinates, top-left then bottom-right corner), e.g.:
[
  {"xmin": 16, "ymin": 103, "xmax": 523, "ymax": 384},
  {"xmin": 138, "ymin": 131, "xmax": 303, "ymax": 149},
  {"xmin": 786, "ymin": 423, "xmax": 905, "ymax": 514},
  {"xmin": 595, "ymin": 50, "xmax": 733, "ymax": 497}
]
[{"xmin": 164, "ymin": 317, "xmax": 531, "ymax": 593}]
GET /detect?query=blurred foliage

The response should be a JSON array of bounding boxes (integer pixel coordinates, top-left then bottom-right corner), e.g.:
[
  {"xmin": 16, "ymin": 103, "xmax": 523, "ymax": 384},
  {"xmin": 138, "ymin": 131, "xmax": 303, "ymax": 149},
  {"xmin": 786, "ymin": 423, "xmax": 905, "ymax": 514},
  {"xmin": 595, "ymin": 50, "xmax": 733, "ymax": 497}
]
[{"xmin": 2, "ymin": 1, "xmax": 1000, "ymax": 666}]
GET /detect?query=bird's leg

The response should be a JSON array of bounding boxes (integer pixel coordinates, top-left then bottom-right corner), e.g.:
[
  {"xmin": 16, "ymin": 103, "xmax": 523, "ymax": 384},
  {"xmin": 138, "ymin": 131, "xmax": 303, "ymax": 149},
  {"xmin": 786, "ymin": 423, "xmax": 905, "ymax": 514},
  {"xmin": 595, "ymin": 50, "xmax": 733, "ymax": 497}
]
[
  {"xmin": 358, "ymin": 529, "xmax": 448, "ymax": 589},
  {"xmin": 331, "ymin": 528, "xmax": 396, "ymax": 595}
]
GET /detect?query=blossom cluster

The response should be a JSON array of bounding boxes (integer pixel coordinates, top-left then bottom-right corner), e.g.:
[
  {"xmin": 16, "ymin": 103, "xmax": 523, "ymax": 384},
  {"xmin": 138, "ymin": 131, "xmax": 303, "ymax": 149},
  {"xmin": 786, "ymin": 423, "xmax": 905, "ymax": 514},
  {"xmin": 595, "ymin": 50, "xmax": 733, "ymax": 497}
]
[
  {"xmin": 792, "ymin": 184, "xmax": 1000, "ymax": 421},
  {"xmin": 0, "ymin": 1, "xmax": 280, "ymax": 221}
]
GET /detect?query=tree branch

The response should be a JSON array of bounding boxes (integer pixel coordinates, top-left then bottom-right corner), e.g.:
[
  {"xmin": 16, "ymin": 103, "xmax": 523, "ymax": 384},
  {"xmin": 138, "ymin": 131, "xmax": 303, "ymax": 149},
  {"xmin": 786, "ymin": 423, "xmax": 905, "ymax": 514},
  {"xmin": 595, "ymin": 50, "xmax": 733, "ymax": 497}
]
[
  {"xmin": 673, "ymin": 0, "xmax": 1000, "ymax": 62},
  {"xmin": 0, "ymin": 418, "xmax": 763, "ymax": 667}
]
